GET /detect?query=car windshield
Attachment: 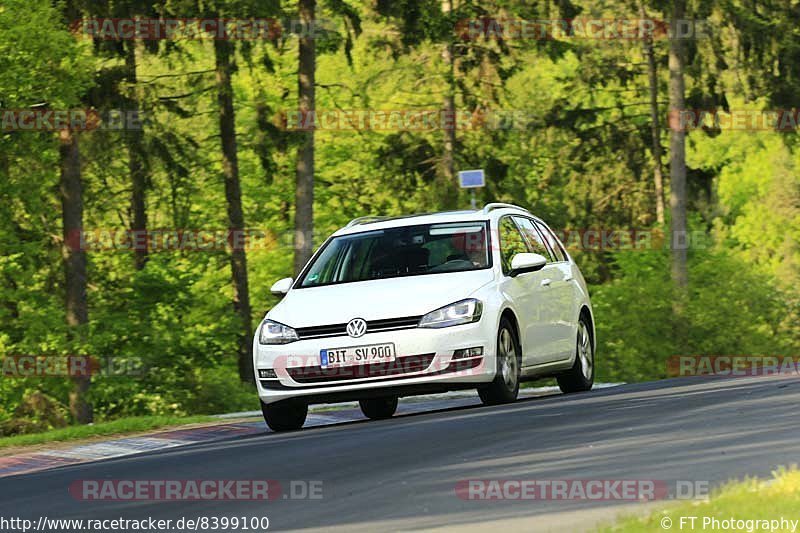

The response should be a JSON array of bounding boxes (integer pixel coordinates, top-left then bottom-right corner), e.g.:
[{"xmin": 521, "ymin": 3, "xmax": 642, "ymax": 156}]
[{"xmin": 298, "ymin": 222, "xmax": 490, "ymax": 288}]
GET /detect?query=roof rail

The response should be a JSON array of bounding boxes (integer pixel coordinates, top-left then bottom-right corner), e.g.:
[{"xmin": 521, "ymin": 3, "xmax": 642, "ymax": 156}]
[
  {"xmin": 482, "ymin": 202, "xmax": 530, "ymax": 214},
  {"xmin": 344, "ymin": 215, "xmax": 389, "ymax": 228}
]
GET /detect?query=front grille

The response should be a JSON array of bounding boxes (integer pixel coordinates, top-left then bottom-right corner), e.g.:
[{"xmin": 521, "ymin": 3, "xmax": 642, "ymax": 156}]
[
  {"xmin": 367, "ymin": 316, "xmax": 423, "ymax": 330},
  {"xmin": 294, "ymin": 323, "xmax": 347, "ymax": 339},
  {"xmin": 295, "ymin": 316, "xmax": 422, "ymax": 340},
  {"xmin": 287, "ymin": 353, "xmax": 435, "ymax": 383}
]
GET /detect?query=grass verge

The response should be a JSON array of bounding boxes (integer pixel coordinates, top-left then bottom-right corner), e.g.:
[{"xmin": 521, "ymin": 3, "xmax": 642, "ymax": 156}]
[
  {"xmin": 0, "ymin": 415, "xmax": 217, "ymax": 451},
  {"xmin": 599, "ymin": 468, "xmax": 800, "ymax": 532}
]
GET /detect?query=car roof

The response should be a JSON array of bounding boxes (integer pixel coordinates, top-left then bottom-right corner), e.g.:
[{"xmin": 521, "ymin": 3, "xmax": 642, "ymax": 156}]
[{"xmin": 332, "ymin": 204, "xmax": 541, "ymax": 236}]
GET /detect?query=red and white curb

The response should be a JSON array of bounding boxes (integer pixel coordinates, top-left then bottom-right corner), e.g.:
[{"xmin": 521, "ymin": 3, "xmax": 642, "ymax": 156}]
[{"xmin": 0, "ymin": 384, "xmax": 620, "ymax": 478}]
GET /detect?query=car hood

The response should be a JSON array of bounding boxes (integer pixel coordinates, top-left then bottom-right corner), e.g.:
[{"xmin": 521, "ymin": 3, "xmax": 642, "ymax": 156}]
[{"xmin": 267, "ymin": 270, "xmax": 494, "ymax": 328}]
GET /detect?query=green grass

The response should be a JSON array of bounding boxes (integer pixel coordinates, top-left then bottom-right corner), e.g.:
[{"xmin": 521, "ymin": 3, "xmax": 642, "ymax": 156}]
[
  {"xmin": 0, "ymin": 415, "xmax": 218, "ymax": 451},
  {"xmin": 599, "ymin": 468, "xmax": 800, "ymax": 532}
]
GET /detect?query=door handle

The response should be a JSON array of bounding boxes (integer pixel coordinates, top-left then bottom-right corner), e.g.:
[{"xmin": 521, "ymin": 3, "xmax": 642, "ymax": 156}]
[
  {"xmin": 540, "ymin": 278, "xmax": 552, "ymax": 287},
  {"xmin": 564, "ymin": 276, "xmax": 574, "ymax": 282}
]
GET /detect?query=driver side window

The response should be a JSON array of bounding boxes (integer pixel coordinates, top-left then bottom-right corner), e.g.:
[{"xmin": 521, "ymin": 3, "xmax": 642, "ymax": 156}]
[
  {"xmin": 498, "ymin": 217, "xmax": 528, "ymax": 274},
  {"xmin": 513, "ymin": 216, "xmax": 554, "ymax": 262}
]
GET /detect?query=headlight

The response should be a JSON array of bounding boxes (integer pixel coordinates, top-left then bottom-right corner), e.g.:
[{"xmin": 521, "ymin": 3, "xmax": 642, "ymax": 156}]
[
  {"xmin": 259, "ymin": 319, "xmax": 298, "ymax": 344},
  {"xmin": 419, "ymin": 299, "xmax": 483, "ymax": 329}
]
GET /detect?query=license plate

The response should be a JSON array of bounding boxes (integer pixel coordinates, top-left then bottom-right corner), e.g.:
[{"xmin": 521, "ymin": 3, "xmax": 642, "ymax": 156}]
[{"xmin": 320, "ymin": 343, "xmax": 396, "ymax": 369}]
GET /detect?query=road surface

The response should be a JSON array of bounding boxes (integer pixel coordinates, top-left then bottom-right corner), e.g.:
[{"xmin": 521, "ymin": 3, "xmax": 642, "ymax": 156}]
[{"xmin": 1, "ymin": 375, "xmax": 797, "ymax": 532}]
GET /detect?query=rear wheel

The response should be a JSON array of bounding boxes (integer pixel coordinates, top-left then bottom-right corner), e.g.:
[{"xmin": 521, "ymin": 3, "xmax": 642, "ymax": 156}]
[
  {"xmin": 478, "ymin": 318, "xmax": 521, "ymax": 405},
  {"xmin": 261, "ymin": 399, "xmax": 308, "ymax": 431},
  {"xmin": 359, "ymin": 396, "xmax": 398, "ymax": 420},
  {"xmin": 557, "ymin": 315, "xmax": 594, "ymax": 393}
]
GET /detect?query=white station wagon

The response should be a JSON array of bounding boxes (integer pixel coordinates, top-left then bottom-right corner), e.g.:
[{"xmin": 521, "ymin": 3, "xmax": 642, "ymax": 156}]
[{"xmin": 254, "ymin": 203, "xmax": 595, "ymax": 430}]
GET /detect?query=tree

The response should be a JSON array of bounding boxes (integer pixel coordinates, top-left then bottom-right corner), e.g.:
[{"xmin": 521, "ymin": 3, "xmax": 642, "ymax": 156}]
[
  {"xmin": 294, "ymin": 0, "xmax": 317, "ymax": 276},
  {"xmin": 640, "ymin": 1, "xmax": 665, "ymax": 225},
  {"xmin": 165, "ymin": 0, "xmax": 275, "ymax": 384},
  {"xmin": 214, "ymin": 35, "xmax": 255, "ymax": 384},
  {"xmin": 668, "ymin": 0, "xmax": 688, "ymax": 291},
  {"xmin": 59, "ymin": 128, "xmax": 92, "ymax": 423},
  {"xmin": 292, "ymin": 0, "xmax": 362, "ymax": 273},
  {"xmin": 0, "ymin": 0, "xmax": 94, "ymax": 424},
  {"xmin": 439, "ymin": 0, "xmax": 457, "ymax": 209},
  {"xmin": 77, "ymin": 0, "xmax": 161, "ymax": 270},
  {"xmin": 125, "ymin": 40, "xmax": 150, "ymax": 270}
]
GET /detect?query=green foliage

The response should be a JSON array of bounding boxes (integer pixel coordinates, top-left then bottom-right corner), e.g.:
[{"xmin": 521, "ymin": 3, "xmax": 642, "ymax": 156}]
[
  {"xmin": 593, "ymin": 246, "xmax": 796, "ymax": 383},
  {"xmin": 0, "ymin": 0, "xmax": 798, "ymax": 435},
  {"xmin": 0, "ymin": 414, "xmax": 215, "ymax": 448},
  {"xmin": 0, "ymin": 390, "xmax": 68, "ymax": 436},
  {"xmin": 599, "ymin": 468, "xmax": 800, "ymax": 532}
]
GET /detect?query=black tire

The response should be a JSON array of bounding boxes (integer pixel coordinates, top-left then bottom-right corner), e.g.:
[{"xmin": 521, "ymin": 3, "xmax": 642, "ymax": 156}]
[
  {"xmin": 478, "ymin": 317, "xmax": 521, "ymax": 405},
  {"xmin": 261, "ymin": 399, "xmax": 308, "ymax": 431},
  {"xmin": 359, "ymin": 396, "xmax": 398, "ymax": 420},
  {"xmin": 557, "ymin": 314, "xmax": 594, "ymax": 393}
]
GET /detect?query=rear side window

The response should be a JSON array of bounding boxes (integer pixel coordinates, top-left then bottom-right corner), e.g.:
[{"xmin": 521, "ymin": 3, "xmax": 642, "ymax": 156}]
[
  {"xmin": 513, "ymin": 216, "xmax": 554, "ymax": 262},
  {"xmin": 535, "ymin": 221, "xmax": 567, "ymax": 262},
  {"xmin": 498, "ymin": 217, "xmax": 529, "ymax": 274}
]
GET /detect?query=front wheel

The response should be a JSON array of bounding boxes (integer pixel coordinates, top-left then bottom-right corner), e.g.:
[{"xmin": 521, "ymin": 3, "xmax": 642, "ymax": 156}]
[
  {"xmin": 557, "ymin": 315, "xmax": 594, "ymax": 393},
  {"xmin": 359, "ymin": 396, "xmax": 398, "ymax": 420},
  {"xmin": 261, "ymin": 399, "xmax": 308, "ymax": 431},
  {"xmin": 478, "ymin": 318, "xmax": 521, "ymax": 405}
]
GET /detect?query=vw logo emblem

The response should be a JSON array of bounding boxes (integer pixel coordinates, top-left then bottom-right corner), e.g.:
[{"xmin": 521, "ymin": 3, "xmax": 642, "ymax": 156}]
[{"xmin": 346, "ymin": 318, "xmax": 367, "ymax": 338}]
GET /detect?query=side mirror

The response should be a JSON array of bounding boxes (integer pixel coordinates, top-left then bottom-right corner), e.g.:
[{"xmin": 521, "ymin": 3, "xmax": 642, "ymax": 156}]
[
  {"xmin": 270, "ymin": 277, "xmax": 294, "ymax": 296},
  {"xmin": 509, "ymin": 253, "xmax": 547, "ymax": 277}
]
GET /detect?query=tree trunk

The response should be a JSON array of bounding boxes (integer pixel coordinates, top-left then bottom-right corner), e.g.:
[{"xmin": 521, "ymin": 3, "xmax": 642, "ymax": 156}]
[
  {"xmin": 641, "ymin": 2, "xmax": 665, "ymax": 225},
  {"xmin": 0, "ymin": 154, "xmax": 22, "ymax": 343},
  {"xmin": 125, "ymin": 40, "xmax": 149, "ymax": 270},
  {"xmin": 59, "ymin": 128, "xmax": 92, "ymax": 424},
  {"xmin": 214, "ymin": 38, "xmax": 254, "ymax": 384},
  {"xmin": 668, "ymin": 0, "xmax": 688, "ymax": 290},
  {"xmin": 440, "ymin": 0, "xmax": 458, "ymax": 210},
  {"xmin": 294, "ymin": 0, "xmax": 316, "ymax": 276}
]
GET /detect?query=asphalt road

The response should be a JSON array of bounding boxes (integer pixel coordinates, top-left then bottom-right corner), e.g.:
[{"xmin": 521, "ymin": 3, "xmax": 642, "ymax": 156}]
[{"xmin": 1, "ymin": 375, "xmax": 798, "ymax": 532}]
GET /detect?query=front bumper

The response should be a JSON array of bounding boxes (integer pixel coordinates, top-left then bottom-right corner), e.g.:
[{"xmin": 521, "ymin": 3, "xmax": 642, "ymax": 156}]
[{"xmin": 254, "ymin": 319, "xmax": 497, "ymax": 405}]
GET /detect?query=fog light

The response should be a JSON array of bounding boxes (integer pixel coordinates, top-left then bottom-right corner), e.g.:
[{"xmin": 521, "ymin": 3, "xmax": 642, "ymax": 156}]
[
  {"xmin": 453, "ymin": 347, "xmax": 483, "ymax": 360},
  {"xmin": 258, "ymin": 369, "xmax": 277, "ymax": 379}
]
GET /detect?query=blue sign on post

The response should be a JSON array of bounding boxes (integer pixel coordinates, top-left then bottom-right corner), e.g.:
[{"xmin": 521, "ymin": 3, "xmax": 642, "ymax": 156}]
[
  {"xmin": 459, "ymin": 169, "xmax": 485, "ymax": 210},
  {"xmin": 458, "ymin": 169, "xmax": 485, "ymax": 188}
]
